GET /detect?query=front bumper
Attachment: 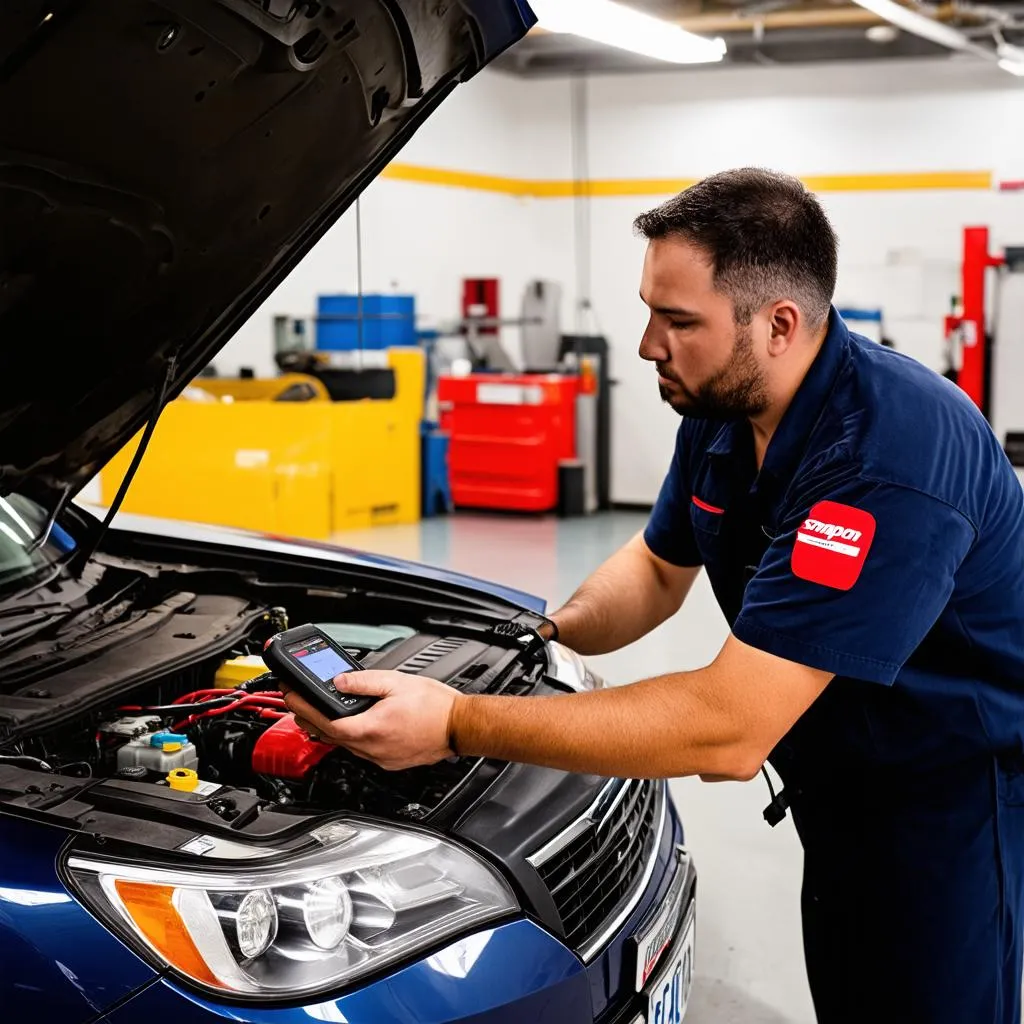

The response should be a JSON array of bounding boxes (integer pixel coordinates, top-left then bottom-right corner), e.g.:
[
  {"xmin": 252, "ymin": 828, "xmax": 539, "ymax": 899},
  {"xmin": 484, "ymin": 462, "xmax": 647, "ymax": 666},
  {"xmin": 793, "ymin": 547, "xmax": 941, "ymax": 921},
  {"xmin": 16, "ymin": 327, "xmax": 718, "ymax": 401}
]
[{"xmin": 99, "ymin": 802, "xmax": 692, "ymax": 1024}]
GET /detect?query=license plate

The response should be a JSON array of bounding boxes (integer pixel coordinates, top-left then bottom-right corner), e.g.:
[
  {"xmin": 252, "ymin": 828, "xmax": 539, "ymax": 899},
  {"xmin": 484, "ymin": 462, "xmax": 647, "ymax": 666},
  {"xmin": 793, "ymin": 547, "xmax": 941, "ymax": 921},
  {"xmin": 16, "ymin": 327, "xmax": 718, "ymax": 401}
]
[
  {"xmin": 646, "ymin": 907, "xmax": 695, "ymax": 1024},
  {"xmin": 635, "ymin": 865, "xmax": 688, "ymax": 991}
]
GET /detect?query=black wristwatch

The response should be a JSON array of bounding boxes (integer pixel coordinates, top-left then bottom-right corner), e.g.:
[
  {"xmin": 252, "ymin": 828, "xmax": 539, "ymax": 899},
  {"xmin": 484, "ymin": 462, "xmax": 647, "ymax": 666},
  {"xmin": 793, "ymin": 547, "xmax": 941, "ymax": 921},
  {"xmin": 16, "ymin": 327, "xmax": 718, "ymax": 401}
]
[{"xmin": 489, "ymin": 616, "xmax": 557, "ymax": 656}]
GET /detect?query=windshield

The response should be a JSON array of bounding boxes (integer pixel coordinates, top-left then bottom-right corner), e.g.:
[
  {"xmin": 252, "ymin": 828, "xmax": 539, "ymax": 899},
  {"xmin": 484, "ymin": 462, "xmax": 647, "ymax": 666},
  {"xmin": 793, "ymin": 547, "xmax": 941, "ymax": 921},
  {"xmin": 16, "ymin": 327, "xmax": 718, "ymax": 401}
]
[{"xmin": 0, "ymin": 494, "xmax": 76, "ymax": 589}]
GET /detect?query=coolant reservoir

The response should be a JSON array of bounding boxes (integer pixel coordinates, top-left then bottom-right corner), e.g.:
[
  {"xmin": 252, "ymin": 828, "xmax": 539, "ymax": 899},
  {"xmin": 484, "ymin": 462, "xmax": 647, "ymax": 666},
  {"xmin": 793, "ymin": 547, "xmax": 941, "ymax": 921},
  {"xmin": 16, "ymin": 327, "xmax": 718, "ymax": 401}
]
[{"xmin": 117, "ymin": 732, "xmax": 199, "ymax": 774}]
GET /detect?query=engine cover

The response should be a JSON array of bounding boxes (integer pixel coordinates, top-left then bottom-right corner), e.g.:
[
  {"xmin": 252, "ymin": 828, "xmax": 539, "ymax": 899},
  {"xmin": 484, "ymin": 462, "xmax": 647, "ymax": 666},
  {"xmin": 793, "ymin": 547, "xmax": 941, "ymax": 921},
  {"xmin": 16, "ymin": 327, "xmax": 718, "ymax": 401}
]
[
  {"xmin": 251, "ymin": 715, "xmax": 335, "ymax": 780},
  {"xmin": 249, "ymin": 628, "xmax": 524, "ymax": 782}
]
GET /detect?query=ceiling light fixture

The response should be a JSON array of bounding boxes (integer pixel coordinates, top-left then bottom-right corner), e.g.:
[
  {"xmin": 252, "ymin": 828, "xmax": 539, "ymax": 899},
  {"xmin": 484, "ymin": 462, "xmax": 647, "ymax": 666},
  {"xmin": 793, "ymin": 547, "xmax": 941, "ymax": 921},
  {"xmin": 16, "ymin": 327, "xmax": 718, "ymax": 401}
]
[
  {"xmin": 848, "ymin": 0, "xmax": 970, "ymax": 49},
  {"xmin": 997, "ymin": 41, "xmax": 1024, "ymax": 67},
  {"xmin": 865, "ymin": 24, "xmax": 899, "ymax": 44},
  {"xmin": 849, "ymin": 0, "xmax": 1023, "ymax": 77},
  {"xmin": 529, "ymin": 0, "xmax": 726, "ymax": 65}
]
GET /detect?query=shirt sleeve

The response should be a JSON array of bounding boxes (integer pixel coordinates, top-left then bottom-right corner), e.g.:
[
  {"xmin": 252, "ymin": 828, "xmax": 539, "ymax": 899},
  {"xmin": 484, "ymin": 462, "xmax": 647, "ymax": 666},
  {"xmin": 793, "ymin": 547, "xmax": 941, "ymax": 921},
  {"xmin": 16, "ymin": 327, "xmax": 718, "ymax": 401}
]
[
  {"xmin": 732, "ymin": 476, "xmax": 975, "ymax": 684},
  {"xmin": 643, "ymin": 424, "xmax": 703, "ymax": 567}
]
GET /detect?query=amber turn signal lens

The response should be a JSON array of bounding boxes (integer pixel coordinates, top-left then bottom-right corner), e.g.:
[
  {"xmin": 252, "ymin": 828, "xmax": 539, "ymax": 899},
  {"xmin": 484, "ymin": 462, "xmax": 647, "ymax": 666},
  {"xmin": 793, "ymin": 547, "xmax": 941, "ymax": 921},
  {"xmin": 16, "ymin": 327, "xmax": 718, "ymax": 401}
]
[{"xmin": 114, "ymin": 880, "xmax": 222, "ymax": 987}]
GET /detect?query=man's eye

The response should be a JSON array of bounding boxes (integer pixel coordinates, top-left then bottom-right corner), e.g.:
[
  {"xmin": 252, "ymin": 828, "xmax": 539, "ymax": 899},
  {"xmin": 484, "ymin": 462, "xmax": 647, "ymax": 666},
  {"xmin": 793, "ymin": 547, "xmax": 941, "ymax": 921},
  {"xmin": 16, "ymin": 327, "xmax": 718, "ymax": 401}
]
[{"xmin": 669, "ymin": 320, "xmax": 694, "ymax": 330}]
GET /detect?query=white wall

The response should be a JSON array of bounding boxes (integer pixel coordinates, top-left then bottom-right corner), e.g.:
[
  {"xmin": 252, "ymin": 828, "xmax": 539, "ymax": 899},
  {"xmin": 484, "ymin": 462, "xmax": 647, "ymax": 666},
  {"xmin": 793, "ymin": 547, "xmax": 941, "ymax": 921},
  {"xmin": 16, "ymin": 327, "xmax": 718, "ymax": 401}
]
[
  {"xmin": 196, "ymin": 56, "xmax": 1024, "ymax": 506},
  {"xmin": 218, "ymin": 71, "xmax": 576, "ymax": 378},
  {"xmin": 576, "ymin": 58, "xmax": 1024, "ymax": 503}
]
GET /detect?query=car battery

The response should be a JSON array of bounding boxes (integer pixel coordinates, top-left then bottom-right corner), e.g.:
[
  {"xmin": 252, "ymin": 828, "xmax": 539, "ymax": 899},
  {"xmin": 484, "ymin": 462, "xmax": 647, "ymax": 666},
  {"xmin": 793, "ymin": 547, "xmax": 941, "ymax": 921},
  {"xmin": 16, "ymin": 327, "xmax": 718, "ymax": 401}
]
[
  {"xmin": 215, "ymin": 654, "xmax": 270, "ymax": 689},
  {"xmin": 438, "ymin": 374, "xmax": 579, "ymax": 512}
]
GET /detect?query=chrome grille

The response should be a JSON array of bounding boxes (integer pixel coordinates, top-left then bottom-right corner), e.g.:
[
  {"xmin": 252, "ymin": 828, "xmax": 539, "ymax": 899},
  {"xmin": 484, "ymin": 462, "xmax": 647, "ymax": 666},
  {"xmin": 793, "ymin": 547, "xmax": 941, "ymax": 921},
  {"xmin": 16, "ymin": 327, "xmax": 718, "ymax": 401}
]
[{"xmin": 529, "ymin": 779, "xmax": 665, "ymax": 960}]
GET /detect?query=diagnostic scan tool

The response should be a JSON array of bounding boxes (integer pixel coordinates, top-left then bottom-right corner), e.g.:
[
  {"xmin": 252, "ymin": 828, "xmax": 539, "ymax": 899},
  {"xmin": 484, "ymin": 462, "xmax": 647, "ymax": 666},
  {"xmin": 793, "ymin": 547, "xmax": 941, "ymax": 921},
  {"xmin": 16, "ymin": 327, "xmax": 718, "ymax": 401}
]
[{"xmin": 262, "ymin": 625, "xmax": 376, "ymax": 720}]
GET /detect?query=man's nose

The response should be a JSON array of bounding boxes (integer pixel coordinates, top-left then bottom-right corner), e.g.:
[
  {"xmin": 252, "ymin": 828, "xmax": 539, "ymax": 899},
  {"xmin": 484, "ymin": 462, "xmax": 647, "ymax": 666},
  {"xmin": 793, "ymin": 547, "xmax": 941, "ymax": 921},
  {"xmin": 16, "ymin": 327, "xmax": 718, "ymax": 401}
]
[{"xmin": 638, "ymin": 321, "xmax": 666, "ymax": 363}]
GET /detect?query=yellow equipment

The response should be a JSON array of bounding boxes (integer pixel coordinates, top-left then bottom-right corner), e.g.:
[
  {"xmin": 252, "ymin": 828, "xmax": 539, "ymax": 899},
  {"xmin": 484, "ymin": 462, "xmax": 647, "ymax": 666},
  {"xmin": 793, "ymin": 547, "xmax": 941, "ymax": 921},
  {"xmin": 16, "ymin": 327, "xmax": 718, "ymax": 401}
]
[
  {"xmin": 182, "ymin": 374, "xmax": 332, "ymax": 403},
  {"xmin": 100, "ymin": 350, "xmax": 424, "ymax": 539},
  {"xmin": 215, "ymin": 655, "xmax": 271, "ymax": 689}
]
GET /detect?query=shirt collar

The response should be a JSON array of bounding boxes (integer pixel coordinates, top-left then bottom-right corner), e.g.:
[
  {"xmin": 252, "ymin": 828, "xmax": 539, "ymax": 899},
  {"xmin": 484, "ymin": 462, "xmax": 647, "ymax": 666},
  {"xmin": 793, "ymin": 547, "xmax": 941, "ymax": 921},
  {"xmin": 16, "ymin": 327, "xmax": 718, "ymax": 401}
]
[
  {"xmin": 760, "ymin": 306, "xmax": 849, "ymax": 484},
  {"xmin": 706, "ymin": 420, "xmax": 740, "ymax": 459}
]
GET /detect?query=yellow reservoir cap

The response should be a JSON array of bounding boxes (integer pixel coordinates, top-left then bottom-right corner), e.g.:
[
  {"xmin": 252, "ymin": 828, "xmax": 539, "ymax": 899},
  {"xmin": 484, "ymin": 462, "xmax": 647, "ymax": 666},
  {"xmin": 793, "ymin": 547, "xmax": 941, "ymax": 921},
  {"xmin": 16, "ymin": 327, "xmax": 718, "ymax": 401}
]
[
  {"xmin": 162, "ymin": 742, "xmax": 183, "ymax": 753},
  {"xmin": 215, "ymin": 654, "xmax": 269, "ymax": 689},
  {"xmin": 167, "ymin": 768, "xmax": 199, "ymax": 792}
]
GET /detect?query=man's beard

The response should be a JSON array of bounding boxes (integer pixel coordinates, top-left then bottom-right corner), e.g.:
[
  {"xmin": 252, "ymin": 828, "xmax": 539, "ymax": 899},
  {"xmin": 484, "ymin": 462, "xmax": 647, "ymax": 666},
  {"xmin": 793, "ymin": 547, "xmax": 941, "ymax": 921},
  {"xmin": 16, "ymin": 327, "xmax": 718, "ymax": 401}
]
[{"xmin": 658, "ymin": 323, "xmax": 769, "ymax": 420}]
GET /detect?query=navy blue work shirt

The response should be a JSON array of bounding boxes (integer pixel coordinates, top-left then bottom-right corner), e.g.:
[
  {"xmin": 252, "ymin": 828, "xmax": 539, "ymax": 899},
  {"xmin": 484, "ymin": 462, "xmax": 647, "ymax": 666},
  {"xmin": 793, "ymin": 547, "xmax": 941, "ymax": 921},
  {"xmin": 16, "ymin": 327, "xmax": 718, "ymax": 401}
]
[{"xmin": 645, "ymin": 309, "xmax": 1024, "ymax": 797}]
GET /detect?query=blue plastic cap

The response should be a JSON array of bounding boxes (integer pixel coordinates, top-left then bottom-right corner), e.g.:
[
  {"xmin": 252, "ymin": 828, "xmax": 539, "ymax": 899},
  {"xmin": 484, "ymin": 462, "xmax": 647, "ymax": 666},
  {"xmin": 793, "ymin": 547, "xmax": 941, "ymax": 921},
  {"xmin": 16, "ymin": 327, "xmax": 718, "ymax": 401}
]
[{"xmin": 151, "ymin": 731, "xmax": 188, "ymax": 748}]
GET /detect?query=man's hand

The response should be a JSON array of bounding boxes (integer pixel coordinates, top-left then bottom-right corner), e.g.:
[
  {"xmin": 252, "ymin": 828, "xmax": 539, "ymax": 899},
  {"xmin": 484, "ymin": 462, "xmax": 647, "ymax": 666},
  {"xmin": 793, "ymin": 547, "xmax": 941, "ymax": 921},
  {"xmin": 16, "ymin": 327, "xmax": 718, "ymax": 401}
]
[{"xmin": 280, "ymin": 671, "xmax": 460, "ymax": 771}]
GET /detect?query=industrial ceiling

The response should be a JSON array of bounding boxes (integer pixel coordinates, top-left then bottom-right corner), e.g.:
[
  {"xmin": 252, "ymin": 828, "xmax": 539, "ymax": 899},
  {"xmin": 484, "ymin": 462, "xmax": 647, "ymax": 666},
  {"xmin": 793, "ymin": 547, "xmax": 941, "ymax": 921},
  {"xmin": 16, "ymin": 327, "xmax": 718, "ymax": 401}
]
[{"xmin": 494, "ymin": 0, "xmax": 1024, "ymax": 74}]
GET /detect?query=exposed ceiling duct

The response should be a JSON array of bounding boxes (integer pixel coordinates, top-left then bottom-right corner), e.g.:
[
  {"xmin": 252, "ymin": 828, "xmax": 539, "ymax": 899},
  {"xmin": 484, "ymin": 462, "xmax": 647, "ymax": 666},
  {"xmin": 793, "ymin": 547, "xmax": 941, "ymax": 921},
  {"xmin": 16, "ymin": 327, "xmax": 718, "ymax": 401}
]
[
  {"xmin": 496, "ymin": 0, "xmax": 1024, "ymax": 75},
  {"xmin": 847, "ymin": 0, "xmax": 1024, "ymax": 73}
]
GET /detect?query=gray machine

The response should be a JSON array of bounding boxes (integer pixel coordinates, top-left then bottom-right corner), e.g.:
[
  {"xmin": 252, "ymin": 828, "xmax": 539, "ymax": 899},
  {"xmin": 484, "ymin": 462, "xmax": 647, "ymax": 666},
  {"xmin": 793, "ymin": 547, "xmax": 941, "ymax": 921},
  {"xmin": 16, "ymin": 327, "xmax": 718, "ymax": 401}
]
[
  {"xmin": 520, "ymin": 280, "xmax": 564, "ymax": 369},
  {"xmin": 439, "ymin": 278, "xmax": 563, "ymax": 373}
]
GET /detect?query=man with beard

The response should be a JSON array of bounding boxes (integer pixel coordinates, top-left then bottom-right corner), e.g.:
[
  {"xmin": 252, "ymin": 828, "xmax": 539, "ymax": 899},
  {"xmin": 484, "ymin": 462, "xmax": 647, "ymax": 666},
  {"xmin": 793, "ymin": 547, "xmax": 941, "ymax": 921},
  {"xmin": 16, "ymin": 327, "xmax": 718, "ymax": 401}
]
[{"xmin": 282, "ymin": 168, "xmax": 1024, "ymax": 1024}]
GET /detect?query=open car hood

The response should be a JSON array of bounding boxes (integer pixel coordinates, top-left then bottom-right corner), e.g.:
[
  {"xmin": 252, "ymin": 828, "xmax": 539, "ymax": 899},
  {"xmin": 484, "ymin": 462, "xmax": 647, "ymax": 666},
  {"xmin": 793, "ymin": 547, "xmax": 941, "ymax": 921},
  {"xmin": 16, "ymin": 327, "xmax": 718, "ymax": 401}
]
[{"xmin": 0, "ymin": 0, "xmax": 534, "ymax": 502}]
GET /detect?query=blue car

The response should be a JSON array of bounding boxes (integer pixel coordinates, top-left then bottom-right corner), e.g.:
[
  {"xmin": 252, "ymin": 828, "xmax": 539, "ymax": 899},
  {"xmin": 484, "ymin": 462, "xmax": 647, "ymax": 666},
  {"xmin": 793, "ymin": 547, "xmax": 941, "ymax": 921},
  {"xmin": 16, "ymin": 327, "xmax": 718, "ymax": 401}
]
[{"xmin": 0, "ymin": 2, "xmax": 695, "ymax": 1022}]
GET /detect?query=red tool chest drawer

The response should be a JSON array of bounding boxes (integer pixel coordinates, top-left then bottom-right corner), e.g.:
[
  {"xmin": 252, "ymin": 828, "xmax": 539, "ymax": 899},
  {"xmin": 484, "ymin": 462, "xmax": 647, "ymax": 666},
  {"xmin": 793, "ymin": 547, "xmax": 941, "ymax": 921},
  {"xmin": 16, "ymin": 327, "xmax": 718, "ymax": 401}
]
[{"xmin": 438, "ymin": 374, "xmax": 578, "ymax": 512}]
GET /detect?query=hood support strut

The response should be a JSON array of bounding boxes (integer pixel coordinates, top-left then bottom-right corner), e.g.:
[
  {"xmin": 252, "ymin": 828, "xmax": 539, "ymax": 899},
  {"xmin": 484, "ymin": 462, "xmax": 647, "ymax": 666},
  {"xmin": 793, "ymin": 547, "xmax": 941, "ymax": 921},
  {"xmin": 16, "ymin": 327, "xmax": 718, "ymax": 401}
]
[{"xmin": 69, "ymin": 351, "xmax": 180, "ymax": 577}]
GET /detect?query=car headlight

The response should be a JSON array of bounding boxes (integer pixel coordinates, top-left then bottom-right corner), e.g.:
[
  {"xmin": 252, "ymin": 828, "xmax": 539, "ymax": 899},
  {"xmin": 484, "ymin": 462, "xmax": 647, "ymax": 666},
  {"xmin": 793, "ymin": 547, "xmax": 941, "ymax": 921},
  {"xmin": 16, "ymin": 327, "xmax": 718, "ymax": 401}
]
[
  {"xmin": 64, "ymin": 820, "xmax": 518, "ymax": 999},
  {"xmin": 546, "ymin": 641, "xmax": 605, "ymax": 692}
]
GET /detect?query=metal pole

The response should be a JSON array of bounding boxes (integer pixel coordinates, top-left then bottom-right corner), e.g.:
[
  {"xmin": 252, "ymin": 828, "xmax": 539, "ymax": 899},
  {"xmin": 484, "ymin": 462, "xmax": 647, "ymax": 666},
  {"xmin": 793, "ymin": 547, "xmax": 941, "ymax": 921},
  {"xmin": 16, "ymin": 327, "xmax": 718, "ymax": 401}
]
[
  {"xmin": 570, "ymin": 75, "xmax": 592, "ymax": 342},
  {"xmin": 356, "ymin": 197, "xmax": 365, "ymax": 368}
]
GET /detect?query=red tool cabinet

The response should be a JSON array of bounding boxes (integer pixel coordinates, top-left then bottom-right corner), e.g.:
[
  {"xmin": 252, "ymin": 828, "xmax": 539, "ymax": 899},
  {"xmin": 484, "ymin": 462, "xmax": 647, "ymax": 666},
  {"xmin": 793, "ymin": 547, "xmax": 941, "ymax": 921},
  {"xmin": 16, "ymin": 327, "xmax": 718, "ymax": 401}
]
[{"xmin": 438, "ymin": 374, "xmax": 579, "ymax": 512}]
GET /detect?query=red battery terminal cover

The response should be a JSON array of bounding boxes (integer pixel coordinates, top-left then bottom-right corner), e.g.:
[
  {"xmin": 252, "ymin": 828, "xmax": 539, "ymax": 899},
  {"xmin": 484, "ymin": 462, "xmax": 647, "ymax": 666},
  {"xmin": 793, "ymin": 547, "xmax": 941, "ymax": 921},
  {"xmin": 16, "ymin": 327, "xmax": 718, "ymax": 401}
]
[{"xmin": 251, "ymin": 714, "xmax": 334, "ymax": 780}]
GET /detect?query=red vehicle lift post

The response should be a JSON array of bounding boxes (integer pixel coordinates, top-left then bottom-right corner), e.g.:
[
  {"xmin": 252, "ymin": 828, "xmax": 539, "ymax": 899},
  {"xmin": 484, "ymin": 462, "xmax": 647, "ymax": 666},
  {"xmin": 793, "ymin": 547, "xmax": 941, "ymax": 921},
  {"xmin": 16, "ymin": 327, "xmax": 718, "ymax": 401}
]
[{"xmin": 945, "ymin": 226, "xmax": 1005, "ymax": 418}]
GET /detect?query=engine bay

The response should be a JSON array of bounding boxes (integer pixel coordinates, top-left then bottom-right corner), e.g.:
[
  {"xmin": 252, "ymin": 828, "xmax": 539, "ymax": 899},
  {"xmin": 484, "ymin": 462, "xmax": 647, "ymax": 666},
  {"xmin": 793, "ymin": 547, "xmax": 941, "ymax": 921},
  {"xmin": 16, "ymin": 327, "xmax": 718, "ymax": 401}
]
[{"xmin": 0, "ymin": 596, "xmax": 546, "ymax": 823}]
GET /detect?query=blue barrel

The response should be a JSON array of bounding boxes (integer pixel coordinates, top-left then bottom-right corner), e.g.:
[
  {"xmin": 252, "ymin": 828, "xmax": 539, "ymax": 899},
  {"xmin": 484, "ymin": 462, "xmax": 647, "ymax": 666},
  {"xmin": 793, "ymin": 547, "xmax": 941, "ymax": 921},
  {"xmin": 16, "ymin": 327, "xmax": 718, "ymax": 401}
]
[{"xmin": 316, "ymin": 294, "xmax": 416, "ymax": 350}]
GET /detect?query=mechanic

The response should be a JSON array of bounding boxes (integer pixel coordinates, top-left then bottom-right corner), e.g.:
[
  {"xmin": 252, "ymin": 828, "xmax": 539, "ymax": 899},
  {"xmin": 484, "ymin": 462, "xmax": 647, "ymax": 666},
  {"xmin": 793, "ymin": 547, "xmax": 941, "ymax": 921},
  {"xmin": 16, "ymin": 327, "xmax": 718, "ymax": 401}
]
[{"xmin": 282, "ymin": 168, "xmax": 1024, "ymax": 1024}]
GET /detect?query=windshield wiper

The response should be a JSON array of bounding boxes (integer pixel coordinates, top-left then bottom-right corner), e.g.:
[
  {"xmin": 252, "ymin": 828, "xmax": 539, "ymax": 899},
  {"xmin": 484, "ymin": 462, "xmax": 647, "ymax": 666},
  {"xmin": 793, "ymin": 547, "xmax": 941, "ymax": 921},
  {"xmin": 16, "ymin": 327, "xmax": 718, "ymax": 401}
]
[
  {"xmin": 69, "ymin": 350, "xmax": 179, "ymax": 577},
  {"xmin": 0, "ymin": 608, "xmax": 67, "ymax": 648},
  {"xmin": 0, "ymin": 601, "xmax": 66, "ymax": 622},
  {"xmin": 0, "ymin": 588, "xmax": 139, "ymax": 655}
]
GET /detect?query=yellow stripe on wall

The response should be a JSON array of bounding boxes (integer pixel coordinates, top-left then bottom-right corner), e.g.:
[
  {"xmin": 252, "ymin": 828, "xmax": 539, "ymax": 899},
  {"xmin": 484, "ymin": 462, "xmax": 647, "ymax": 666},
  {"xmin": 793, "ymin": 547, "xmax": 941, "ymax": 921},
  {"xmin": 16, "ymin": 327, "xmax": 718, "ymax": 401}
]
[
  {"xmin": 380, "ymin": 163, "xmax": 536, "ymax": 196},
  {"xmin": 380, "ymin": 163, "xmax": 992, "ymax": 197},
  {"xmin": 802, "ymin": 171, "xmax": 993, "ymax": 192}
]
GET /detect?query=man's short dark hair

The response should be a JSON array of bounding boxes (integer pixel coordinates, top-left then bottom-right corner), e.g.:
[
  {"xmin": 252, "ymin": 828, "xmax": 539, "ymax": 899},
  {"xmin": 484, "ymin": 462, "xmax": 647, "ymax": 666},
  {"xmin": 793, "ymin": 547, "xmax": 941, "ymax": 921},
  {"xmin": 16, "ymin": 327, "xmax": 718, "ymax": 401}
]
[{"xmin": 634, "ymin": 168, "xmax": 838, "ymax": 329}]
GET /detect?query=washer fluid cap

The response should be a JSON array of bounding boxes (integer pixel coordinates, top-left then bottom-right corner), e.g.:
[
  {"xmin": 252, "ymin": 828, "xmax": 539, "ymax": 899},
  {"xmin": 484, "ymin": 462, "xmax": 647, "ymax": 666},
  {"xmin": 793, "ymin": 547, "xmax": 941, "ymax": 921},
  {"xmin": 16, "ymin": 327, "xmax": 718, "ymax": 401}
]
[
  {"xmin": 167, "ymin": 768, "xmax": 200, "ymax": 792},
  {"xmin": 151, "ymin": 731, "xmax": 188, "ymax": 748}
]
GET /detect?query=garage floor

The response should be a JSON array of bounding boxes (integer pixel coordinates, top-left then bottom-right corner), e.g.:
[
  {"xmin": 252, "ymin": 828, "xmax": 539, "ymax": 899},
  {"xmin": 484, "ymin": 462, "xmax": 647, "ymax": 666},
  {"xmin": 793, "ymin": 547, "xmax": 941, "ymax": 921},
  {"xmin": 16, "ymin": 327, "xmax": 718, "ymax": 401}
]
[{"xmin": 332, "ymin": 510, "xmax": 816, "ymax": 1024}]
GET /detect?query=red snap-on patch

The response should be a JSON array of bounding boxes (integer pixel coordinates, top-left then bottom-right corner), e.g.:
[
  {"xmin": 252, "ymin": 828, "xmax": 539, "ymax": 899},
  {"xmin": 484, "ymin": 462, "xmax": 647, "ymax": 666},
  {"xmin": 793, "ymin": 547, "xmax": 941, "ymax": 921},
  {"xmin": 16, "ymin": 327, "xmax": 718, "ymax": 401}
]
[{"xmin": 791, "ymin": 500, "xmax": 876, "ymax": 591}]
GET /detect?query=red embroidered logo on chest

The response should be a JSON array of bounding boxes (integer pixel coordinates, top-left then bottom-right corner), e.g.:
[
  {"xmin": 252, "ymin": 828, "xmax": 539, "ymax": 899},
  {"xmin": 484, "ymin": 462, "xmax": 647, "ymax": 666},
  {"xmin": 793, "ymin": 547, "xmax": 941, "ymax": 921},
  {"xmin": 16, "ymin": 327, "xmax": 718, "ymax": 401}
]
[{"xmin": 791, "ymin": 500, "xmax": 876, "ymax": 591}]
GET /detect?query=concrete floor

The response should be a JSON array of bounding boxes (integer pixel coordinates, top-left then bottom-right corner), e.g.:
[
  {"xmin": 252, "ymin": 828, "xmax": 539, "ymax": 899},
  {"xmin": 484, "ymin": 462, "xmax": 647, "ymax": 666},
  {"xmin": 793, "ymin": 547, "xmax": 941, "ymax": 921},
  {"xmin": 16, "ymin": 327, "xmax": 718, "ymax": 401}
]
[{"xmin": 332, "ymin": 510, "xmax": 816, "ymax": 1024}]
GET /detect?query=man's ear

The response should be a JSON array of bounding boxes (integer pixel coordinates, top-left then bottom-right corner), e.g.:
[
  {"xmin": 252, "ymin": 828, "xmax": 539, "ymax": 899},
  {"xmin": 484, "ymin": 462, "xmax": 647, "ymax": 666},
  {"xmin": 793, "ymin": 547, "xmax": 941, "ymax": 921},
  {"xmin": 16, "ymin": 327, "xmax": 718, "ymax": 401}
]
[{"xmin": 766, "ymin": 301, "xmax": 800, "ymax": 357}]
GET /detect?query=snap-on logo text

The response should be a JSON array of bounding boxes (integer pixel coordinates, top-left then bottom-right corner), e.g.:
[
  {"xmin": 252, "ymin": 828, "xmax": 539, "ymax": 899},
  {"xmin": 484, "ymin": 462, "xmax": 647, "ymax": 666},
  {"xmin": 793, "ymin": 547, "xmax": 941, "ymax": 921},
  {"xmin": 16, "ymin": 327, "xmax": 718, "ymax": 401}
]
[{"xmin": 801, "ymin": 519, "xmax": 863, "ymax": 543}]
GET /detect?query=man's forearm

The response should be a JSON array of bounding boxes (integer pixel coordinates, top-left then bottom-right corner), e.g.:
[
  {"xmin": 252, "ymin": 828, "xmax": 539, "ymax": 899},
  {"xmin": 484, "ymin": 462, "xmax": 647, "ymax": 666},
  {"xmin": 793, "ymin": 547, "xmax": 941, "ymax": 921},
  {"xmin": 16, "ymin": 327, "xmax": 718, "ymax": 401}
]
[
  {"xmin": 449, "ymin": 672, "xmax": 757, "ymax": 780},
  {"xmin": 549, "ymin": 535, "xmax": 696, "ymax": 655},
  {"xmin": 550, "ymin": 577, "xmax": 639, "ymax": 655}
]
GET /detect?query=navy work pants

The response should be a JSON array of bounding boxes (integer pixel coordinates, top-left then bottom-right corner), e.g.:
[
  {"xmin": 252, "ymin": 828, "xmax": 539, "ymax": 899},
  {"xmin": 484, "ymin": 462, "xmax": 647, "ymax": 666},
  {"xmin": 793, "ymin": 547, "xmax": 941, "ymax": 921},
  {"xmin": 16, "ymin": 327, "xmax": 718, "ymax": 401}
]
[{"xmin": 789, "ymin": 757, "xmax": 1024, "ymax": 1023}]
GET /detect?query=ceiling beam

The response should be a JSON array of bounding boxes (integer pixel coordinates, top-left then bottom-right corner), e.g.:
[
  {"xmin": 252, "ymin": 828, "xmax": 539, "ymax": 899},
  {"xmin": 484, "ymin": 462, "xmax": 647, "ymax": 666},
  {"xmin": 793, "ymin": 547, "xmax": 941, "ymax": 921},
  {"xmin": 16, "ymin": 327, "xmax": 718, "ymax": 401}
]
[{"xmin": 527, "ymin": 1, "xmax": 984, "ymax": 36}]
